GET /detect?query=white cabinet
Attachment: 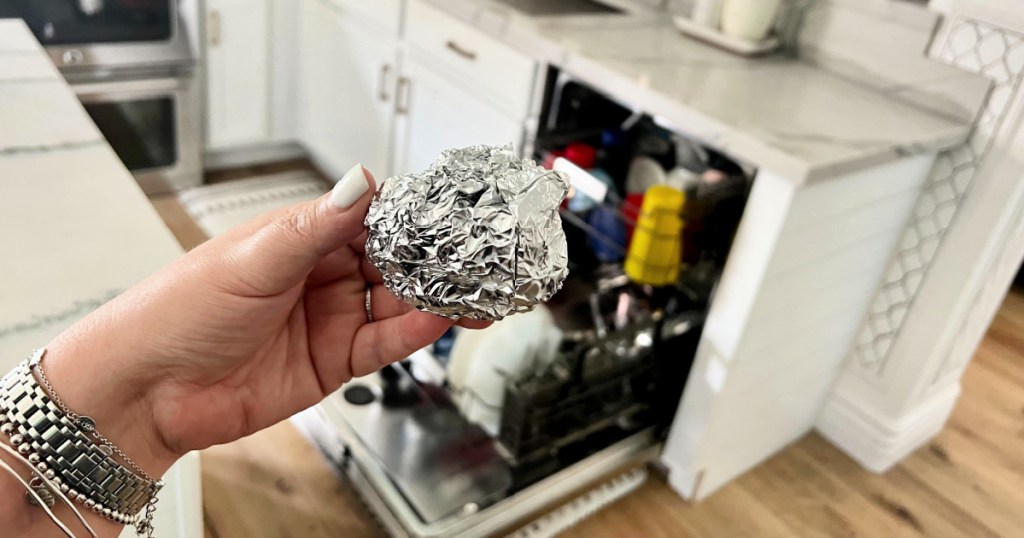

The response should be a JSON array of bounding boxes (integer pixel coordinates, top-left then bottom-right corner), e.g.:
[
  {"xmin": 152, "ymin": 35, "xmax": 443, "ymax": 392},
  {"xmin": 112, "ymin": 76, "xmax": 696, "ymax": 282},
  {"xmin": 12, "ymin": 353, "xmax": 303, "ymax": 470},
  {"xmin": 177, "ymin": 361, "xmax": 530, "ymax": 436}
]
[
  {"xmin": 298, "ymin": 0, "xmax": 399, "ymax": 180},
  {"xmin": 661, "ymin": 155, "xmax": 939, "ymax": 500},
  {"xmin": 391, "ymin": 53, "xmax": 526, "ymax": 175},
  {"xmin": 404, "ymin": 0, "xmax": 537, "ymax": 117},
  {"xmin": 388, "ymin": 0, "xmax": 538, "ymax": 175},
  {"xmin": 296, "ymin": 0, "xmax": 536, "ymax": 179},
  {"xmin": 204, "ymin": 0, "xmax": 271, "ymax": 149}
]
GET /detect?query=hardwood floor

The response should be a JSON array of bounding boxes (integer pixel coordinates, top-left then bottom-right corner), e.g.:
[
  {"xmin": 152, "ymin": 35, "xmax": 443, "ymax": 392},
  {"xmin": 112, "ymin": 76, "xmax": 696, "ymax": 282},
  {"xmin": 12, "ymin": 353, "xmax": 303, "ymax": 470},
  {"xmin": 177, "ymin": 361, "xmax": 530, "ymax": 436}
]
[
  {"xmin": 150, "ymin": 184, "xmax": 1024, "ymax": 538},
  {"xmin": 148, "ymin": 195, "xmax": 208, "ymax": 251},
  {"xmin": 566, "ymin": 291, "xmax": 1024, "ymax": 538},
  {"xmin": 200, "ymin": 421, "xmax": 380, "ymax": 538},
  {"xmin": 204, "ymin": 158, "xmax": 328, "ymax": 185}
]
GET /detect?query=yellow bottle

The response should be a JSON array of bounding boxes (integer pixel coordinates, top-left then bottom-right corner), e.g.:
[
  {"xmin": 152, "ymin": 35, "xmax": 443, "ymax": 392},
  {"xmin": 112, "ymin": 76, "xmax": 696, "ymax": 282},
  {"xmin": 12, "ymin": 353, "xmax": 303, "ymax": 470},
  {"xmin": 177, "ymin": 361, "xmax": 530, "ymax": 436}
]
[{"xmin": 625, "ymin": 185, "xmax": 685, "ymax": 286}]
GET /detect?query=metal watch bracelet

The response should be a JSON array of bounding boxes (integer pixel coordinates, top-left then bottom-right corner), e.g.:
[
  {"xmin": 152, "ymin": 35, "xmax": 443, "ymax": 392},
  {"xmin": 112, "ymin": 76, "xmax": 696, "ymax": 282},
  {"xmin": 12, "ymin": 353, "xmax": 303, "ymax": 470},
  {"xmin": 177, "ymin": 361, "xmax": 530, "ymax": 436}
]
[{"xmin": 0, "ymin": 350, "xmax": 162, "ymax": 533}]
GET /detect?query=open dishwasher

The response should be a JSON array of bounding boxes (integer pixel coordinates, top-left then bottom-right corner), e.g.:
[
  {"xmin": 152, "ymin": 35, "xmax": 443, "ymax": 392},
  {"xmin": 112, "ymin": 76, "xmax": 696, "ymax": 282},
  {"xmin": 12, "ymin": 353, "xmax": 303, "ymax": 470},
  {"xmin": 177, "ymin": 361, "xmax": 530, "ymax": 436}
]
[{"xmin": 294, "ymin": 67, "xmax": 753, "ymax": 537}]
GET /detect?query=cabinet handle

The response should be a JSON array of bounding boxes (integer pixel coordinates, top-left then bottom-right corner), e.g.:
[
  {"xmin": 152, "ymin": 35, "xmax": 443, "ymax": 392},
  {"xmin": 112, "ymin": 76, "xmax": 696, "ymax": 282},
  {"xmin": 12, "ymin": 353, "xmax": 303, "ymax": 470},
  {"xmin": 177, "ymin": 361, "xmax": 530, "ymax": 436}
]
[
  {"xmin": 209, "ymin": 10, "xmax": 221, "ymax": 47},
  {"xmin": 377, "ymin": 64, "xmax": 392, "ymax": 102},
  {"xmin": 395, "ymin": 76, "xmax": 411, "ymax": 115},
  {"xmin": 445, "ymin": 40, "xmax": 477, "ymax": 61}
]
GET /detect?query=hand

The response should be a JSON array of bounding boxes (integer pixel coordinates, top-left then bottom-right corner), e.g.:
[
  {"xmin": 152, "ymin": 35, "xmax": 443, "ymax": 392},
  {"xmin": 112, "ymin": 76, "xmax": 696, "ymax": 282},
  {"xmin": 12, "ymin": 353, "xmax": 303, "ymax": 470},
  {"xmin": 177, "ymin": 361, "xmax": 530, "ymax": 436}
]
[{"xmin": 41, "ymin": 164, "xmax": 490, "ymax": 477}]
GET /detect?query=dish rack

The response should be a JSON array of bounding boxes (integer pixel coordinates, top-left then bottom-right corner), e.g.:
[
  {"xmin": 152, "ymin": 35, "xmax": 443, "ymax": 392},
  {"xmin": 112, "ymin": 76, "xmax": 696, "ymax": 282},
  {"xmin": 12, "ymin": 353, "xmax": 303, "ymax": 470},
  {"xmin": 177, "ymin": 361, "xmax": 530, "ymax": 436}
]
[
  {"xmin": 487, "ymin": 155, "xmax": 735, "ymax": 491},
  {"xmin": 497, "ymin": 312, "xmax": 703, "ymax": 490}
]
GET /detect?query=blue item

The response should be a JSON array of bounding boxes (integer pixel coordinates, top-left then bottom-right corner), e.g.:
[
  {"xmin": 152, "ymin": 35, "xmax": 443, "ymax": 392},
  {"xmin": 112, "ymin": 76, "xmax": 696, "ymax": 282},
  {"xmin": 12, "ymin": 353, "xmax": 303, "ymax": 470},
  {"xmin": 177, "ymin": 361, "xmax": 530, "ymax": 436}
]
[
  {"xmin": 601, "ymin": 129, "xmax": 627, "ymax": 149},
  {"xmin": 432, "ymin": 327, "xmax": 457, "ymax": 363},
  {"xmin": 587, "ymin": 204, "xmax": 627, "ymax": 263}
]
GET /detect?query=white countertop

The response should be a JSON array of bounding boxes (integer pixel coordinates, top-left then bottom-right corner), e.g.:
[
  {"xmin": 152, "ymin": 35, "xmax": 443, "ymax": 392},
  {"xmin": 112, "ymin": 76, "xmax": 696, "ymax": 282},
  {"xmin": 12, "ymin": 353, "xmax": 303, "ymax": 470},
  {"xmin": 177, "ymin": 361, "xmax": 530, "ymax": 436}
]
[
  {"xmin": 0, "ymin": 19, "xmax": 201, "ymax": 538},
  {"xmin": 418, "ymin": 0, "xmax": 984, "ymax": 182}
]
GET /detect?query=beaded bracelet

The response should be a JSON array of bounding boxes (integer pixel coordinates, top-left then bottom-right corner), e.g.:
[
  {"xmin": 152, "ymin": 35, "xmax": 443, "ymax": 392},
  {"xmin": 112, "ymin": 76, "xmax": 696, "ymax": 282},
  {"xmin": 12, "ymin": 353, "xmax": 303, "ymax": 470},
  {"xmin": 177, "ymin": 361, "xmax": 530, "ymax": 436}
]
[{"xmin": 0, "ymin": 349, "xmax": 162, "ymax": 536}]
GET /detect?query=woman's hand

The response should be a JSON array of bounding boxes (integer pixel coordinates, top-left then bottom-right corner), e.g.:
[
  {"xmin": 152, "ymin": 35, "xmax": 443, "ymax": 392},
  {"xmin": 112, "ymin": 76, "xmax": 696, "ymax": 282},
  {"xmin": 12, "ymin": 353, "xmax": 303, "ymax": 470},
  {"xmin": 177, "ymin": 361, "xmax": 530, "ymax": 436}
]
[{"xmin": 40, "ymin": 164, "xmax": 488, "ymax": 477}]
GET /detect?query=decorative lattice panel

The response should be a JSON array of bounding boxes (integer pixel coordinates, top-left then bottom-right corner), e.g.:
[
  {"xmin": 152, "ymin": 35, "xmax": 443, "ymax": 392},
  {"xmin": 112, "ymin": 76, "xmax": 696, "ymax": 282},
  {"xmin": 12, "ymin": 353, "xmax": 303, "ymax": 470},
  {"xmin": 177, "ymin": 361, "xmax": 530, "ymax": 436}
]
[{"xmin": 852, "ymin": 17, "xmax": 1024, "ymax": 374}]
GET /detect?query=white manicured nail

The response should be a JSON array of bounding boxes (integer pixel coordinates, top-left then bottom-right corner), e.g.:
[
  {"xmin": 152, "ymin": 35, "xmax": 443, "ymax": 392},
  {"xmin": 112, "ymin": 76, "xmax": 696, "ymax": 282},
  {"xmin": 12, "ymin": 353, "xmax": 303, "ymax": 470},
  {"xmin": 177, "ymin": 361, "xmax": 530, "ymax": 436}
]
[{"xmin": 330, "ymin": 163, "xmax": 370, "ymax": 209}]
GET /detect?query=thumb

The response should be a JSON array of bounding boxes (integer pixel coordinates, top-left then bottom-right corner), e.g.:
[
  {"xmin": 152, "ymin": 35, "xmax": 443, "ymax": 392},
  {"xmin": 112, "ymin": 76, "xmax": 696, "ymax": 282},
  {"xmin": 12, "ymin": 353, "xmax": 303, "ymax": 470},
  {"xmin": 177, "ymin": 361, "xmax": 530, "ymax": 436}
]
[{"xmin": 222, "ymin": 163, "xmax": 377, "ymax": 294}]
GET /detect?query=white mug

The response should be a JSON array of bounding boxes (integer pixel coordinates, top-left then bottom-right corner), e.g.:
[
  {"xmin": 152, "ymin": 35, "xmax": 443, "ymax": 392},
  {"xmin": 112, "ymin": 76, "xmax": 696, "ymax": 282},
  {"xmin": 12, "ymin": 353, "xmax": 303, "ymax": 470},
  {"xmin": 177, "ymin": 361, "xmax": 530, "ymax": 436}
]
[{"xmin": 721, "ymin": 0, "xmax": 782, "ymax": 41}]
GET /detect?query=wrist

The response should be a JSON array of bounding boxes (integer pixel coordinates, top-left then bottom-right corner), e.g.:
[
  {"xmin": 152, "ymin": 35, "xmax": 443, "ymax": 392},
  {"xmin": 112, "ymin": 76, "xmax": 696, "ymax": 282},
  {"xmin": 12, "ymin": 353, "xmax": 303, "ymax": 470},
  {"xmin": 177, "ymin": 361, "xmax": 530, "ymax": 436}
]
[{"xmin": 43, "ymin": 331, "xmax": 180, "ymax": 478}]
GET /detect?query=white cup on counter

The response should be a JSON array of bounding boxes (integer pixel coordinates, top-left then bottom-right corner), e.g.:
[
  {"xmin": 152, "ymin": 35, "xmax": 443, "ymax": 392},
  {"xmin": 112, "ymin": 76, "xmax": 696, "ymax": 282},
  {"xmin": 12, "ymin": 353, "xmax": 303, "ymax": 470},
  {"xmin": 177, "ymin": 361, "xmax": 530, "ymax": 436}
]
[{"xmin": 721, "ymin": 0, "xmax": 782, "ymax": 41}]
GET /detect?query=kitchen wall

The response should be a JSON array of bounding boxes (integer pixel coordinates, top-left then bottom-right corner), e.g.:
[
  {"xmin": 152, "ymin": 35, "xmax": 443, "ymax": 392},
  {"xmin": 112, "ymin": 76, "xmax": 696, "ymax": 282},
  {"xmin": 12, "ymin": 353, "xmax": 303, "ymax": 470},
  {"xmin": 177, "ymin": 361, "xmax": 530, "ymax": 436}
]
[{"xmin": 668, "ymin": 0, "xmax": 986, "ymax": 128}]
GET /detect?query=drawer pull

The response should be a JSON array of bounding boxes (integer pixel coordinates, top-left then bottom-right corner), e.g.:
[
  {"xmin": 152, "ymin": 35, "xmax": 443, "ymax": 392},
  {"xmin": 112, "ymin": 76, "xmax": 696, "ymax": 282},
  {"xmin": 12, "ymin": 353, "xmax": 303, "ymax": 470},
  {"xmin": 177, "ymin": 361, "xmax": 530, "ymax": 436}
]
[
  {"xmin": 209, "ymin": 10, "xmax": 221, "ymax": 47},
  {"xmin": 377, "ymin": 64, "xmax": 392, "ymax": 102},
  {"xmin": 395, "ymin": 76, "xmax": 412, "ymax": 115},
  {"xmin": 446, "ymin": 40, "xmax": 477, "ymax": 61}
]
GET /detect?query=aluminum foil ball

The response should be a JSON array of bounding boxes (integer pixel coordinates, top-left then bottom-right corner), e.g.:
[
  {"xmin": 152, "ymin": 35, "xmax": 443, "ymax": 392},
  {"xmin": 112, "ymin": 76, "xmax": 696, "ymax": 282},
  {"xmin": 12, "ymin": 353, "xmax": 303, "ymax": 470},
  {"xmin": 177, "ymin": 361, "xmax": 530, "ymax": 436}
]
[{"xmin": 365, "ymin": 144, "xmax": 570, "ymax": 321}]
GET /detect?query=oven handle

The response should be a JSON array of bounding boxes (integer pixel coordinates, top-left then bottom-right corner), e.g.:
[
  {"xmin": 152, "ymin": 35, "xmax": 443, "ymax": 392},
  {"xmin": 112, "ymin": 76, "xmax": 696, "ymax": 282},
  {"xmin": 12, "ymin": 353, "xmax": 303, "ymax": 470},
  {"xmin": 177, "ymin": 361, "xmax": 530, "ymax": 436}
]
[{"xmin": 71, "ymin": 77, "xmax": 187, "ymax": 100}]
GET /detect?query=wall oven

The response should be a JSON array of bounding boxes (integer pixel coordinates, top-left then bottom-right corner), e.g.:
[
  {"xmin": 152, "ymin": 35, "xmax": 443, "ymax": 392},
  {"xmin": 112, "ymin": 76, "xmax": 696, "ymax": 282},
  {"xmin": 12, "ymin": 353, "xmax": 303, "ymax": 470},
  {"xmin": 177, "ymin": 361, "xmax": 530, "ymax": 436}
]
[
  {"xmin": 68, "ymin": 68, "xmax": 201, "ymax": 194},
  {"xmin": 0, "ymin": 0, "xmax": 202, "ymax": 194},
  {"xmin": 0, "ymin": 0, "xmax": 195, "ymax": 71}
]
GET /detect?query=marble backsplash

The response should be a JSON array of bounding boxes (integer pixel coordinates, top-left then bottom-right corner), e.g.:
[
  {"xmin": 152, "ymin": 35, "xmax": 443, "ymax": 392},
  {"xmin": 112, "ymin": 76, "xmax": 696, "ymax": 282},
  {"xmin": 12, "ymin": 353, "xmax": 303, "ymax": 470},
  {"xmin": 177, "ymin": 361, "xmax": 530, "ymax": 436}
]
[
  {"xmin": 666, "ymin": 0, "xmax": 990, "ymax": 126},
  {"xmin": 797, "ymin": 0, "xmax": 990, "ymax": 125}
]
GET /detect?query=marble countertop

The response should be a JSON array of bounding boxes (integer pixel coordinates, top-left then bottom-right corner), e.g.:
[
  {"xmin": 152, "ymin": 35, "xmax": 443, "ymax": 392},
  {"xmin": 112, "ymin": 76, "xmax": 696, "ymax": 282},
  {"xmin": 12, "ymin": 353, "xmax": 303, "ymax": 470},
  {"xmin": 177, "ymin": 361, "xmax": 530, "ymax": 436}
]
[
  {"xmin": 416, "ymin": 0, "xmax": 986, "ymax": 182},
  {"xmin": 0, "ymin": 18, "xmax": 183, "ymax": 355},
  {"xmin": 0, "ymin": 19, "xmax": 200, "ymax": 537}
]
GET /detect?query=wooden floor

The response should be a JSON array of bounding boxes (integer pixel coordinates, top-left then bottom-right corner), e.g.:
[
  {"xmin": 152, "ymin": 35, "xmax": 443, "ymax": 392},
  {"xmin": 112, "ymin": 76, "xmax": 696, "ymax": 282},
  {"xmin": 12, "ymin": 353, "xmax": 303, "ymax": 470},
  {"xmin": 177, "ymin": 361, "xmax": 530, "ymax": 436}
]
[
  {"xmin": 150, "ymin": 178, "xmax": 1024, "ymax": 538},
  {"xmin": 566, "ymin": 288, "xmax": 1024, "ymax": 537}
]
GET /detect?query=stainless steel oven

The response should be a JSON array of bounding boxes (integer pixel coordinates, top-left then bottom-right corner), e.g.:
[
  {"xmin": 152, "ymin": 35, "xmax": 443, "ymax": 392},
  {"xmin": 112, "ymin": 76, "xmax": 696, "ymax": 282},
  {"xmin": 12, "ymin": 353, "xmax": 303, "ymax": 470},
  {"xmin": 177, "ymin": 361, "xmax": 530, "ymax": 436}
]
[
  {"xmin": 0, "ymin": 0, "xmax": 196, "ymax": 71},
  {"xmin": 70, "ymin": 67, "xmax": 201, "ymax": 193},
  {"xmin": 2, "ymin": 0, "xmax": 202, "ymax": 193}
]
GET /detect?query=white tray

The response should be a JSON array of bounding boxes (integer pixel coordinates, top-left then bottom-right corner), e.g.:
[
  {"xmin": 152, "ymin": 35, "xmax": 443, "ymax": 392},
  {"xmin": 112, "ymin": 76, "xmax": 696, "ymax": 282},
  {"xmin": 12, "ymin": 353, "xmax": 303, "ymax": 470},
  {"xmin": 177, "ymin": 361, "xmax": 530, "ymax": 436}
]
[{"xmin": 672, "ymin": 16, "xmax": 780, "ymax": 57}]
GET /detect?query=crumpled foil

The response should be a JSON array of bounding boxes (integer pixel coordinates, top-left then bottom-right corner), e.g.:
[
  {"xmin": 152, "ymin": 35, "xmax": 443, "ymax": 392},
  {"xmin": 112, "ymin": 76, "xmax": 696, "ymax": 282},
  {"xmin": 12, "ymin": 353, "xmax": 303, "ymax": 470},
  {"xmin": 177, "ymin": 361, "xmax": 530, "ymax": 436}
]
[{"xmin": 365, "ymin": 144, "xmax": 570, "ymax": 321}]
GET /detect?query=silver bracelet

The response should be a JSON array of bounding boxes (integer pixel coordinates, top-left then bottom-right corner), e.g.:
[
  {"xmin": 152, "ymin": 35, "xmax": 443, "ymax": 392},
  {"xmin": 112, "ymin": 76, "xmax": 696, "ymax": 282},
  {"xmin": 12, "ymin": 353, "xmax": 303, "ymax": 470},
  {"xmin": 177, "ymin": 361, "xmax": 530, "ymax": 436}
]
[
  {"xmin": 0, "ymin": 349, "xmax": 162, "ymax": 536},
  {"xmin": 30, "ymin": 348, "xmax": 157, "ymax": 483}
]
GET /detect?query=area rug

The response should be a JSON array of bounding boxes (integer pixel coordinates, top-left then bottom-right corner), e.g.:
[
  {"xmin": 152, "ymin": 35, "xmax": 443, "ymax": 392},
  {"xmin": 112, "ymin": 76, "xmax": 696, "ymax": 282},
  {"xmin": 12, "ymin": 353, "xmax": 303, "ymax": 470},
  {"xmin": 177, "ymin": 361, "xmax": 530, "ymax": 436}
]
[{"xmin": 177, "ymin": 171, "xmax": 329, "ymax": 237}]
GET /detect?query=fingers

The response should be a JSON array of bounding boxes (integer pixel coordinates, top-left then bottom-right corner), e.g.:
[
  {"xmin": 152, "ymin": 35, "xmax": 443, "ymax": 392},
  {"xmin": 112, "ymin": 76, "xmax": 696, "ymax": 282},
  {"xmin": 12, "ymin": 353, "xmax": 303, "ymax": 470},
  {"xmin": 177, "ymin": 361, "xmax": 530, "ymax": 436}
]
[
  {"xmin": 221, "ymin": 164, "xmax": 377, "ymax": 295},
  {"xmin": 305, "ymin": 245, "xmax": 382, "ymax": 288},
  {"xmin": 306, "ymin": 249, "xmax": 357, "ymax": 287},
  {"xmin": 369, "ymin": 285, "xmax": 412, "ymax": 320},
  {"xmin": 349, "ymin": 230, "xmax": 369, "ymax": 253},
  {"xmin": 366, "ymin": 285, "xmax": 491, "ymax": 327},
  {"xmin": 457, "ymin": 318, "xmax": 494, "ymax": 330},
  {"xmin": 361, "ymin": 257, "xmax": 384, "ymax": 285},
  {"xmin": 350, "ymin": 231, "xmax": 384, "ymax": 284},
  {"xmin": 350, "ymin": 311, "xmax": 453, "ymax": 377}
]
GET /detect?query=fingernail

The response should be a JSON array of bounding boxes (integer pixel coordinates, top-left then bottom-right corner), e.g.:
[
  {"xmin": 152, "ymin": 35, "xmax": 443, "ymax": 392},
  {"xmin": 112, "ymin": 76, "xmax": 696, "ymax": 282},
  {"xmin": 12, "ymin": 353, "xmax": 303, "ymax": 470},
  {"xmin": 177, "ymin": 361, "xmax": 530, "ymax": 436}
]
[{"xmin": 330, "ymin": 163, "xmax": 370, "ymax": 209}]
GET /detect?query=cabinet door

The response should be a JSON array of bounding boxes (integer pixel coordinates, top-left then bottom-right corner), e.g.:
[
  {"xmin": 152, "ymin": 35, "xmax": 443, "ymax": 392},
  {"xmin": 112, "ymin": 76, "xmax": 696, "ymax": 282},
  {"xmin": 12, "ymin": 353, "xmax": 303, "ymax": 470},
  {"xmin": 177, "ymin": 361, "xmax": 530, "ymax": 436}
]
[
  {"xmin": 205, "ymin": 0, "xmax": 271, "ymax": 149},
  {"xmin": 659, "ymin": 156, "xmax": 937, "ymax": 501},
  {"xmin": 392, "ymin": 54, "xmax": 525, "ymax": 175},
  {"xmin": 299, "ymin": 0, "xmax": 397, "ymax": 180}
]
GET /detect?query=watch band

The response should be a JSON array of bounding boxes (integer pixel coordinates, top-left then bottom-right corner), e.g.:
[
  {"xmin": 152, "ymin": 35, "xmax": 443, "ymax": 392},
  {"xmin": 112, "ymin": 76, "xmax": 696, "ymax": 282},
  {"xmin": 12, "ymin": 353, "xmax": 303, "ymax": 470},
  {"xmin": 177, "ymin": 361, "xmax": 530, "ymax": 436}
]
[{"xmin": 0, "ymin": 360, "xmax": 160, "ymax": 522}]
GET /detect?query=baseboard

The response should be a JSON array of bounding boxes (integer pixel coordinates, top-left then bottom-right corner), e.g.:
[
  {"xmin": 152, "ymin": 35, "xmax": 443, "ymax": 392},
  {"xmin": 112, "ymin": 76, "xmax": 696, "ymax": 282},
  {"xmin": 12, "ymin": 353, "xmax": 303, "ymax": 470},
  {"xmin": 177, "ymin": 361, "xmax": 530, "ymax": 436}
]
[
  {"xmin": 204, "ymin": 141, "xmax": 307, "ymax": 171},
  {"xmin": 815, "ymin": 382, "xmax": 961, "ymax": 473}
]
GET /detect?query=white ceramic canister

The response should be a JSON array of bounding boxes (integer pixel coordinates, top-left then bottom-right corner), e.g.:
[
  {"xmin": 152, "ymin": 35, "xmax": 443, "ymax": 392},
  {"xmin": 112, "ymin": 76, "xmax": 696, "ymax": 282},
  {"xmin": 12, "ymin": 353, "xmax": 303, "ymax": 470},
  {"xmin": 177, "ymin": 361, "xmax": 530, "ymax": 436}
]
[{"xmin": 721, "ymin": 0, "xmax": 782, "ymax": 41}]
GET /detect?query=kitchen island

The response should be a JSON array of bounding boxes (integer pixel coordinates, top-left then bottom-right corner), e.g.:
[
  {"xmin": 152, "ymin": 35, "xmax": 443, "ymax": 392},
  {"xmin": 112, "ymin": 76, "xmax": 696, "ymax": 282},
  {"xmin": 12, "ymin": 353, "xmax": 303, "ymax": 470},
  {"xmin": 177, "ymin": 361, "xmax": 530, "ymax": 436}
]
[{"xmin": 0, "ymin": 19, "xmax": 202, "ymax": 538}]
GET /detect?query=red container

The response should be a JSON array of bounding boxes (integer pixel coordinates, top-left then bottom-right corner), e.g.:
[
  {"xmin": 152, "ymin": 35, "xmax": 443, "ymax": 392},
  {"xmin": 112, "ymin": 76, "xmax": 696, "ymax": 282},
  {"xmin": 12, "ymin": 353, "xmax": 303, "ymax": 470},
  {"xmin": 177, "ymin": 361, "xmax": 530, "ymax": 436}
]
[
  {"xmin": 623, "ymin": 192, "xmax": 645, "ymax": 244},
  {"xmin": 564, "ymin": 143, "xmax": 597, "ymax": 169}
]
